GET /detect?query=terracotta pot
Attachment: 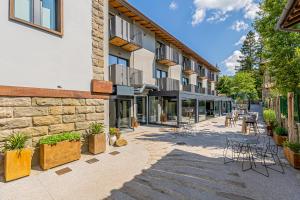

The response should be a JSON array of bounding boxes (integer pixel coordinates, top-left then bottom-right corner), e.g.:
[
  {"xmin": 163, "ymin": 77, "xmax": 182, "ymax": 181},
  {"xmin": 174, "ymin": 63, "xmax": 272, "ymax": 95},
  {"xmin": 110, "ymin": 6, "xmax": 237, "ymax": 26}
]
[
  {"xmin": 40, "ymin": 140, "xmax": 81, "ymax": 170},
  {"xmin": 4, "ymin": 148, "xmax": 32, "ymax": 182},
  {"xmin": 273, "ymin": 134, "xmax": 288, "ymax": 146},
  {"xmin": 284, "ymin": 147, "xmax": 300, "ymax": 169},
  {"xmin": 89, "ymin": 133, "xmax": 106, "ymax": 155},
  {"xmin": 109, "ymin": 135, "xmax": 117, "ymax": 145}
]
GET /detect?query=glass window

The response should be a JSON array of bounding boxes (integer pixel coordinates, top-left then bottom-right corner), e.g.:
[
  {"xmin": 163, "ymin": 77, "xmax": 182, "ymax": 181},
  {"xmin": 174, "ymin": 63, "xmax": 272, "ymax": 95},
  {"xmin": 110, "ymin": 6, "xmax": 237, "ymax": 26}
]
[
  {"xmin": 109, "ymin": 54, "xmax": 129, "ymax": 67},
  {"xmin": 156, "ymin": 69, "xmax": 161, "ymax": 79},
  {"xmin": 182, "ymin": 77, "xmax": 189, "ymax": 85},
  {"xmin": 41, "ymin": 0, "xmax": 57, "ymax": 30},
  {"xmin": 161, "ymin": 71, "xmax": 167, "ymax": 78},
  {"xmin": 197, "ymin": 82, "xmax": 202, "ymax": 88},
  {"xmin": 14, "ymin": 0, "xmax": 33, "ymax": 22},
  {"xmin": 156, "ymin": 69, "xmax": 168, "ymax": 79}
]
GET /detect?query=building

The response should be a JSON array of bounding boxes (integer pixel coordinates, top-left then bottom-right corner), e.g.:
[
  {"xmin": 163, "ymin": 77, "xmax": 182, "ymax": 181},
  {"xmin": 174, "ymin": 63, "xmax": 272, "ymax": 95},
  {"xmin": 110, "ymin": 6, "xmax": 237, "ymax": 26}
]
[
  {"xmin": 107, "ymin": 0, "xmax": 232, "ymax": 129},
  {"xmin": 277, "ymin": 0, "xmax": 300, "ymax": 32}
]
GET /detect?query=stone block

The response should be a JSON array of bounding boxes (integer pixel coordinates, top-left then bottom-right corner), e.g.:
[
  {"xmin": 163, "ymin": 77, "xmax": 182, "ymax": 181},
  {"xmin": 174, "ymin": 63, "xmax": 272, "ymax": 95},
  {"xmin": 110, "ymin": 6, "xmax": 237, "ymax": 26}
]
[
  {"xmin": 49, "ymin": 106, "xmax": 63, "ymax": 115},
  {"xmin": 49, "ymin": 123, "xmax": 75, "ymax": 134},
  {"xmin": 0, "ymin": 118, "xmax": 32, "ymax": 131},
  {"xmin": 0, "ymin": 130, "xmax": 13, "ymax": 142},
  {"xmin": 86, "ymin": 113, "xmax": 104, "ymax": 121},
  {"xmin": 95, "ymin": 106, "xmax": 104, "ymax": 113},
  {"xmin": 86, "ymin": 99, "xmax": 103, "ymax": 106},
  {"xmin": 63, "ymin": 114, "xmax": 85, "ymax": 123},
  {"xmin": 75, "ymin": 121, "xmax": 93, "ymax": 131},
  {"xmin": 33, "ymin": 115, "xmax": 62, "ymax": 126},
  {"xmin": 32, "ymin": 98, "xmax": 61, "ymax": 106},
  {"xmin": 63, "ymin": 106, "xmax": 76, "ymax": 114},
  {"xmin": 0, "ymin": 97, "xmax": 31, "ymax": 107},
  {"xmin": 14, "ymin": 107, "xmax": 48, "ymax": 117},
  {"xmin": 0, "ymin": 107, "xmax": 13, "ymax": 119},
  {"xmin": 76, "ymin": 106, "xmax": 95, "ymax": 114},
  {"xmin": 62, "ymin": 99, "xmax": 85, "ymax": 106},
  {"xmin": 13, "ymin": 126, "xmax": 48, "ymax": 137}
]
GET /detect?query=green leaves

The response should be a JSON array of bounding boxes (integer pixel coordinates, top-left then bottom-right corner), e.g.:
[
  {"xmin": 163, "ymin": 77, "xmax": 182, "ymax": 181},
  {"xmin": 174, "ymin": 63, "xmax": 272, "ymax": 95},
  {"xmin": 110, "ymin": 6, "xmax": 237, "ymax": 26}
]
[
  {"xmin": 263, "ymin": 109, "xmax": 276, "ymax": 125},
  {"xmin": 39, "ymin": 132, "xmax": 81, "ymax": 145},
  {"xmin": 3, "ymin": 133, "xmax": 29, "ymax": 152},
  {"xmin": 89, "ymin": 122, "xmax": 105, "ymax": 135},
  {"xmin": 275, "ymin": 127, "xmax": 288, "ymax": 136},
  {"xmin": 284, "ymin": 141, "xmax": 300, "ymax": 153}
]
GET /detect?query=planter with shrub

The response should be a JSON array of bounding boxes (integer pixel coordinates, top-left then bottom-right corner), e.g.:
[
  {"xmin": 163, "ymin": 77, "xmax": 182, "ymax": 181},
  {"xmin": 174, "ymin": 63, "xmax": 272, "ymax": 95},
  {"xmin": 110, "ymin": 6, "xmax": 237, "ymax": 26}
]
[
  {"xmin": 263, "ymin": 109, "xmax": 276, "ymax": 136},
  {"xmin": 88, "ymin": 122, "xmax": 106, "ymax": 155},
  {"xmin": 109, "ymin": 128, "xmax": 118, "ymax": 145},
  {"xmin": 273, "ymin": 127, "xmax": 288, "ymax": 146},
  {"xmin": 283, "ymin": 141, "xmax": 300, "ymax": 169},
  {"xmin": 39, "ymin": 132, "xmax": 81, "ymax": 170},
  {"xmin": 3, "ymin": 133, "xmax": 32, "ymax": 182}
]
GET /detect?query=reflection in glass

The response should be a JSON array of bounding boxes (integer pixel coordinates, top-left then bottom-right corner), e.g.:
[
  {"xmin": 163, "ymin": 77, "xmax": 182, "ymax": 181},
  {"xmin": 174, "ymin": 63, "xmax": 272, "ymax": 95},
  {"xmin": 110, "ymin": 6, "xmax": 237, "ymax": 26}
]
[
  {"xmin": 136, "ymin": 96, "xmax": 147, "ymax": 124},
  {"xmin": 15, "ymin": 0, "xmax": 33, "ymax": 22},
  {"xmin": 198, "ymin": 100, "xmax": 206, "ymax": 121},
  {"xmin": 41, "ymin": 0, "xmax": 57, "ymax": 30},
  {"xmin": 182, "ymin": 99, "xmax": 196, "ymax": 124}
]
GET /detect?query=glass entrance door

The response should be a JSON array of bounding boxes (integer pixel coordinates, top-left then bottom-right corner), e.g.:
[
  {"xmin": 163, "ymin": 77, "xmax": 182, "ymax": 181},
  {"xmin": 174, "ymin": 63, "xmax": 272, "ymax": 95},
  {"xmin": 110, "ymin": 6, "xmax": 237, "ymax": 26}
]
[
  {"xmin": 136, "ymin": 96, "xmax": 147, "ymax": 124},
  {"xmin": 118, "ymin": 100, "xmax": 131, "ymax": 128}
]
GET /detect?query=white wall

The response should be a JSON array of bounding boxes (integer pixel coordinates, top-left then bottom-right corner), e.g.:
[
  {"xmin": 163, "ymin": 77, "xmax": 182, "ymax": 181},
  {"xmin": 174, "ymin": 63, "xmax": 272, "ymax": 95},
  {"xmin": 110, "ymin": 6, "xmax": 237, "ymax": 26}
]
[{"xmin": 0, "ymin": 0, "xmax": 92, "ymax": 91}]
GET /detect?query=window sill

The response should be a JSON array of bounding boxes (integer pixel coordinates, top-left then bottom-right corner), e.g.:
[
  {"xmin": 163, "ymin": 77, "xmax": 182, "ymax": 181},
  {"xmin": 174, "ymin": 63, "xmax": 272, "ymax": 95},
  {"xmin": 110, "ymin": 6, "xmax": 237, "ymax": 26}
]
[{"xmin": 9, "ymin": 16, "xmax": 63, "ymax": 37}]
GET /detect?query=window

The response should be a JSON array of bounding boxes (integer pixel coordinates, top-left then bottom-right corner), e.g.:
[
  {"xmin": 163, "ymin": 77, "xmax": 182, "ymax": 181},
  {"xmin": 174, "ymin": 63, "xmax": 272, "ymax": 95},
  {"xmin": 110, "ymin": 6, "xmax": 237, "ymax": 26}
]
[
  {"xmin": 10, "ymin": 0, "xmax": 63, "ymax": 36},
  {"xmin": 182, "ymin": 77, "xmax": 189, "ymax": 85},
  {"xmin": 197, "ymin": 82, "xmax": 202, "ymax": 88},
  {"xmin": 109, "ymin": 54, "xmax": 129, "ymax": 67},
  {"xmin": 156, "ymin": 69, "xmax": 168, "ymax": 79}
]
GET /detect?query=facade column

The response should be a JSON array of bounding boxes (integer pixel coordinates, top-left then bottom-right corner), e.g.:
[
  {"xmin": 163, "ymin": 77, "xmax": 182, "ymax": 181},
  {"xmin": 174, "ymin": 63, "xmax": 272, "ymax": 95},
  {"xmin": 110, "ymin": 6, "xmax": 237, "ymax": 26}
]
[
  {"xmin": 177, "ymin": 96, "xmax": 182, "ymax": 127},
  {"xmin": 195, "ymin": 98, "xmax": 199, "ymax": 123}
]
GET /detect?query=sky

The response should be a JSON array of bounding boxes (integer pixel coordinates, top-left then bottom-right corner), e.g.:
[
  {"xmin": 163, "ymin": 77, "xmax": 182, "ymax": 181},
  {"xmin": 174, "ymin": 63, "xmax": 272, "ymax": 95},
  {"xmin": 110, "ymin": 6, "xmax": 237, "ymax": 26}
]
[{"xmin": 127, "ymin": 0, "xmax": 260, "ymax": 76}]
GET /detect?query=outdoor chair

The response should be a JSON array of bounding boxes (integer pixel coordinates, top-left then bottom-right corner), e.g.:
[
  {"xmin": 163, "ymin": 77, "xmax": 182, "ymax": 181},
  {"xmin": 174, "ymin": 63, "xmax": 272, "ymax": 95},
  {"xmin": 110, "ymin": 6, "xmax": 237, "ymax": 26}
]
[{"xmin": 223, "ymin": 136, "xmax": 242, "ymax": 164}]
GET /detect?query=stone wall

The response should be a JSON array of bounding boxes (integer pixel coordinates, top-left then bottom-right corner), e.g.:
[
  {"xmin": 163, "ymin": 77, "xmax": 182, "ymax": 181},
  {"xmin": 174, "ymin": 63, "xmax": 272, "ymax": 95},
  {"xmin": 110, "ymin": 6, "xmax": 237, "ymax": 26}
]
[{"xmin": 0, "ymin": 97, "xmax": 105, "ymax": 172}]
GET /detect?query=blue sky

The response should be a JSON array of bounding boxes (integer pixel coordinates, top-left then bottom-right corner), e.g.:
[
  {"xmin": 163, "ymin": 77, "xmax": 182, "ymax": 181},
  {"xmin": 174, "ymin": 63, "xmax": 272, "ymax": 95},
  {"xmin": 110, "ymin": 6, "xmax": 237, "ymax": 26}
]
[{"xmin": 127, "ymin": 0, "xmax": 260, "ymax": 76}]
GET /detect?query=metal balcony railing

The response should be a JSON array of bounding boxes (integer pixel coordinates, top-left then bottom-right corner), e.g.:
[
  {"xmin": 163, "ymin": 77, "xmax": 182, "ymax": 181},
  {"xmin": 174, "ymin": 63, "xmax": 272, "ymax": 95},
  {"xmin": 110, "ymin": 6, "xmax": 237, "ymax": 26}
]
[
  {"xmin": 157, "ymin": 78, "xmax": 180, "ymax": 91},
  {"xmin": 156, "ymin": 45, "xmax": 179, "ymax": 65},
  {"xmin": 183, "ymin": 84, "xmax": 197, "ymax": 93},
  {"xmin": 109, "ymin": 64, "xmax": 143, "ymax": 87}
]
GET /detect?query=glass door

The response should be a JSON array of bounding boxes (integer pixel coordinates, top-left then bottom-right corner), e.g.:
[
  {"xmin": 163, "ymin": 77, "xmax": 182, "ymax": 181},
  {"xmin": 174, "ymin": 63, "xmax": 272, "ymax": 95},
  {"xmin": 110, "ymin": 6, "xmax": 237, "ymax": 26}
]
[
  {"xmin": 118, "ymin": 100, "xmax": 131, "ymax": 128},
  {"xmin": 136, "ymin": 96, "xmax": 147, "ymax": 124}
]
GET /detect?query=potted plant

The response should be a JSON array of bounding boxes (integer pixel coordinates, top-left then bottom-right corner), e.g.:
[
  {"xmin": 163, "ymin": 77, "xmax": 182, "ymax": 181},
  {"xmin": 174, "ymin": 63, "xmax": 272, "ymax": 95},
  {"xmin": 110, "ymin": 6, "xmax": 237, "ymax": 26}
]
[
  {"xmin": 39, "ymin": 132, "xmax": 81, "ymax": 170},
  {"xmin": 160, "ymin": 113, "xmax": 167, "ymax": 122},
  {"xmin": 263, "ymin": 109, "xmax": 276, "ymax": 136},
  {"xmin": 273, "ymin": 127, "xmax": 288, "ymax": 146},
  {"xmin": 2, "ymin": 133, "xmax": 32, "ymax": 182},
  {"xmin": 88, "ymin": 122, "xmax": 106, "ymax": 155},
  {"xmin": 283, "ymin": 141, "xmax": 300, "ymax": 169},
  {"xmin": 109, "ymin": 128, "xmax": 118, "ymax": 145}
]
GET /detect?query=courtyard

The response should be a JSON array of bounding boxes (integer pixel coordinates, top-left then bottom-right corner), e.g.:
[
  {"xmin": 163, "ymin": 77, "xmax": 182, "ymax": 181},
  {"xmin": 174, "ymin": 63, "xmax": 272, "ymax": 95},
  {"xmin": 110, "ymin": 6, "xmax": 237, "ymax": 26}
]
[{"xmin": 1, "ymin": 105, "xmax": 300, "ymax": 200}]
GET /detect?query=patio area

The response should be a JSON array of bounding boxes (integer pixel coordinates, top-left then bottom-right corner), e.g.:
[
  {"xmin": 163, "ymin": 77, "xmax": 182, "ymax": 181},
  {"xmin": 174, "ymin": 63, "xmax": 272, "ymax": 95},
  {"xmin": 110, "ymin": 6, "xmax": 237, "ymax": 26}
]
[{"xmin": 1, "ymin": 105, "xmax": 300, "ymax": 200}]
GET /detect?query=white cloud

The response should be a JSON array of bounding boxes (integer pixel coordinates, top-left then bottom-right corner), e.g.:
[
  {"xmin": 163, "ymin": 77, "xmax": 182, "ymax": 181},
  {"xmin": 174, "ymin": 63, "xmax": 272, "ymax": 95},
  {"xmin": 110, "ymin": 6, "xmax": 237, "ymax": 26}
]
[
  {"xmin": 235, "ymin": 35, "xmax": 246, "ymax": 46},
  {"xmin": 169, "ymin": 1, "xmax": 178, "ymax": 10},
  {"xmin": 191, "ymin": 0, "xmax": 260, "ymax": 26},
  {"xmin": 231, "ymin": 20, "xmax": 249, "ymax": 32},
  {"xmin": 223, "ymin": 50, "xmax": 243, "ymax": 75}
]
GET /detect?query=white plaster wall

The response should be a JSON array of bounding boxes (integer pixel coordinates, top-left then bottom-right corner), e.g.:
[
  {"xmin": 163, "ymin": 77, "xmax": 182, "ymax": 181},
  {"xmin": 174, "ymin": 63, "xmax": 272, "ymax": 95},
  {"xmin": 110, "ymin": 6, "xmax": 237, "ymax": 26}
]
[
  {"xmin": 189, "ymin": 74, "xmax": 197, "ymax": 85},
  {"xmin": 0, "ymin": 0, "xmax": 92, "ymax": 91}
]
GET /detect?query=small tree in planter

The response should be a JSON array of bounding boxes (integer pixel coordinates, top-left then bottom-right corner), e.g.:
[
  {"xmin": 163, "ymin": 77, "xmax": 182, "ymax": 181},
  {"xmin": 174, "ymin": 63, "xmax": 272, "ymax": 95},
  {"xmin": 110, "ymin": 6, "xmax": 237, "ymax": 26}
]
[
  {"xmin": 3, "ymin": 133, "xmax": 32, "ymax": 182},
  {"xmin": 39, "ymin": 132, "xmax": 81, "ymax": 170},
  {"xmin": 274, "ymin": 127, "xmax": 288, "ymax": 146},
  {"xmin": 263, "ymin": 109, "xmax": 276, "ymax": 136},
  {"xmin": 88, "ymin": 122, "xmax": 106, "ymax": 155},
  {"xmin": 283, "ymin": 141, "xmax": 300, "ymax": 169},
  {"xmin": 109, "ymin": 128, "xmax": 119, "ymax": 145}
]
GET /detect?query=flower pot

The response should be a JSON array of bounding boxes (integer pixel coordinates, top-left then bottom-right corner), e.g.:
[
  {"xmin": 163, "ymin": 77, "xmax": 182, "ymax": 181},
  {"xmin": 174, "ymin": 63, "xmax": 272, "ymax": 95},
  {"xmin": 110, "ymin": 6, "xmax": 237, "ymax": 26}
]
[
  {"xmin": 284, "ymin": 147, "xmax": 300, "ymax": 169},
  {"xmin": 40, "ymin": 140, "xmax": 81, "ymax": 170},
  {"xmin": 4, "ymin": 148, "xmax": 32, "ymax": 182},
  {"xmin": 109, "ymin": 135, "xmax": 117, "ymax": 146},
  {"xmin": 273, "ymin": 134, "xmax": 288, "ymax": 146},
  {"xmin": 266, "ymin": 125, "xmax": 273, "ymax": 136},
  {"xmin": 89, "ymin": 133, "xmax": 106, "ymax": 155}
]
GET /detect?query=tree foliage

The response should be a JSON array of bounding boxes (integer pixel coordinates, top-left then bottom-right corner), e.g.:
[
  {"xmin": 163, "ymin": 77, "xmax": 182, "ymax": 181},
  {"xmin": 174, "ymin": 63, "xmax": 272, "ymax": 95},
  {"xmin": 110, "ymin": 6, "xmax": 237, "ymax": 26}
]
[
  {"xmin": 216, "ymin": 76, "xmax": 233, "ymax": 97},
  {"xmin": 254, "ymin": 0, "xmax": 300, "ymax": 94}
]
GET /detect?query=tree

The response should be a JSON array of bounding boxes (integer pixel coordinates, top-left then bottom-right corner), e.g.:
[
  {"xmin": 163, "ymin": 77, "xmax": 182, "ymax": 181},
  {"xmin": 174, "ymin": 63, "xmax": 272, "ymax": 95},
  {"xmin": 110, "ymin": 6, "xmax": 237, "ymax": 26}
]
[
  {"xmin": 231, "ymin": 72, "xmax": 258, "ymax": 110},
  {"xmin": 216, "ymin": 76, "xmax": 233, "ymax": 97},
  {"xmin": 254, "ymin": 0, "xmax": 300, "ymax": 94}
]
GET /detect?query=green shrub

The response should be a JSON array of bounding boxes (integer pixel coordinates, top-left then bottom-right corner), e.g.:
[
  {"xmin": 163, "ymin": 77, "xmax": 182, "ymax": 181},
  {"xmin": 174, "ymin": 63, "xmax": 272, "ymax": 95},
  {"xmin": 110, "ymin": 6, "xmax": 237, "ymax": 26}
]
[
  {"xmin": 39, "ymin": 132, "xmax": 81, "ymax": 145},
  {"xmin": 109, "ymin": 128, "xmax": 118, "ymax": 136},
  {"xmin": 263, "ymin": 109, "xmax": 276, "ymax": 125},
  {"xmin": 89, "ymin": 122, "xmax": 105, "ymax": 135},
  {"xmin": 275, "ymin": 127, "xmax": 288, "ymax": 136},
  {"xmin": 3, "ymin": 133, "xmax": 29, "ymax": 152},
  {"xmin": 284, "ymin": 141, "xmax": 300, "ymax": 153}
]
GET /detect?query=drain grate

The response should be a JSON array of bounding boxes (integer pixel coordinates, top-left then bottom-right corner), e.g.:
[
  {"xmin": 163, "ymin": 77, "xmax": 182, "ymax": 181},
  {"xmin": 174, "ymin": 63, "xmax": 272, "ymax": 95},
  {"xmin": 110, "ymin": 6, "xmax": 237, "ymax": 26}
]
[
  {"xmin": 55, "ymin": 167, "xmax": 72, "ymax": 176},
  {"xmin": 86, "ymin": 158, "xmax": 99, "ymax": 164},
  {"xmin": 109, "ymin": 151, "xmax": 120, "ymax": 155},
  {"xmin": 176, "ymin": 142, "xmax": 187, "ymax": 145}
]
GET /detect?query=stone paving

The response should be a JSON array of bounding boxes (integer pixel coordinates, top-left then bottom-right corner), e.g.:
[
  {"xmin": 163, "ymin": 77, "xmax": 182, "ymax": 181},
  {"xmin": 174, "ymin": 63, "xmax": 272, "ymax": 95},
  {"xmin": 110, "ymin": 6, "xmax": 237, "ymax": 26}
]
[{"xmin": 1, "ymin": 105, "xmax": 300, "ymax": 200}]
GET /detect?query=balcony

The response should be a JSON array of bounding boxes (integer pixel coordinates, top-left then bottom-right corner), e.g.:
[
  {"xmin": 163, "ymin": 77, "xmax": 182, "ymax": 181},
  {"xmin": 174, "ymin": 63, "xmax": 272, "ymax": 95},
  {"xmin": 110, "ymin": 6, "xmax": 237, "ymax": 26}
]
[
  {"xmin": 198, "ymin": 68, "xmax": 207, "ymax": 79},
  {"xmin": 157, "ymin": 78, "xmax": 180, "ymax": 91},
  {"xmin": 182, "ymin": 58, "xmax": 196, "ymax": 75},
  {"xmin": 182, "ymin": 84, "xmax": 197, "ymax": 93},
  {"xmin": 109, "ymin": 15, "xmax": 142, "ymax": 52},
  {"xmin": 208, "ymin": 71, "xmax": 215, "ymax": 82},
  {"xmin": 109, "ymin": 64, "xmax": 143, "ymax": 86},
  {"xmin": 197, "ymin": 87, "xmax": 206, "ymax": 94},
  {"xmin": 156, "ymin": 45, "xmax": 179, "ymax": 66}
]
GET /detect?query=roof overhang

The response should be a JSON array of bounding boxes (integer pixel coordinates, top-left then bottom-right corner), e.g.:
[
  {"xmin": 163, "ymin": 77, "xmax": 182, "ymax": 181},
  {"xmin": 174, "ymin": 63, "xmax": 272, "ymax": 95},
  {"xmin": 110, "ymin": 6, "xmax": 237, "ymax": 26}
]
[
  {"xmin": 277, "ymin": 0, "xmax": 300, "ymax": 32},
  {"xmin": 109, "ymin": 0, "xmax": 220, "ymax": 72}
]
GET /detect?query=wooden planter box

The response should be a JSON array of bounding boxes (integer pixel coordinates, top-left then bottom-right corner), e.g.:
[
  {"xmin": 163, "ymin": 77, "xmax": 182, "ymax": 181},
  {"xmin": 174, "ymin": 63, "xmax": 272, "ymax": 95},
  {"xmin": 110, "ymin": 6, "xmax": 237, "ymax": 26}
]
[
  {"xmin": 89, "ymin": 134, "xmax": 106, "ymax": 155},
  {"xmin": 273, "ymin": 134, "xmax": 288, "ymax": 146},
  {"xmin": 4, "ymin": 148, "xmax": 32, "ymax": 182},
  {"xmin": 40, "ymin": 140, "xmax": 81, "ymax": 170},
  {"xmin": 284, "ymin": 147, "xmax": 300, "ymax": 169}
]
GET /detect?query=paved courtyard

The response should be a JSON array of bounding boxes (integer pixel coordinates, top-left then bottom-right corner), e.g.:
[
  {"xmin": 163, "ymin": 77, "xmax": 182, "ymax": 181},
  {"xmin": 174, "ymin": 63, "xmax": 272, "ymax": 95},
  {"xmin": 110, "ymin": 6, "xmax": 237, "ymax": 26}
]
[{"xmin": 1, "ymin": 105, "xmax": 300, "ymax": 200}]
